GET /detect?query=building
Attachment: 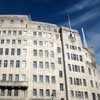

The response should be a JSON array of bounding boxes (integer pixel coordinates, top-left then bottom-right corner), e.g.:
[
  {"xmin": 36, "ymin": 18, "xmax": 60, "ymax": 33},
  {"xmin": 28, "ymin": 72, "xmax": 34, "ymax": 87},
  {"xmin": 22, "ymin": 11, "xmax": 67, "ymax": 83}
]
[{"xmin": 0, "ymin": 15, "xmax": 99, "ymax": 100}]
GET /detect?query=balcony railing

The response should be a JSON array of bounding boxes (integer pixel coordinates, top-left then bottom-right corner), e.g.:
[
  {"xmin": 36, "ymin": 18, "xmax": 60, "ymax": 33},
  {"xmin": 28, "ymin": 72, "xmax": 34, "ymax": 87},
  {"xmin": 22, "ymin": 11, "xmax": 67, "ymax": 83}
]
[{"xmin": 0, "ymin": 81, "xmax": 28, "ymax": 88}]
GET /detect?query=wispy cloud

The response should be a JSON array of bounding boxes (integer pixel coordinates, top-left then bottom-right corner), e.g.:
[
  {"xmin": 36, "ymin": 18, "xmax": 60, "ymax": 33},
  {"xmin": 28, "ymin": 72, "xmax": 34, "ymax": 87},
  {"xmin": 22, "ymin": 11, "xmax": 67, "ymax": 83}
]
[{"xmin": 59, "ymin": 0, "xmax": 99, "ymax": 14}]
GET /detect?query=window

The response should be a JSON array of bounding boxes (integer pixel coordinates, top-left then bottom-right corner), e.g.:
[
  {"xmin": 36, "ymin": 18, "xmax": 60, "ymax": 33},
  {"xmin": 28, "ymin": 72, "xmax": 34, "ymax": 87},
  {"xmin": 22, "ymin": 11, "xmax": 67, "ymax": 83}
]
[
  {"xmin": 39, "ymin": 61, "xmax": 43, "ymax": 68},
  {"xmin": 51, "ymin": 62, "xmax": 55, "ymax": 69},
  {"xmin": 71, "ymin": 90, "xmax": 74, "ymax": 97},
  {"xmin": 5, "ymin": 48, "xmax": 9, "ymax": 55},
  {"xmin": 58, "ymin": 58, "xmax": 62, "ymax": 64},
  {"xmin": 88, "ymin": 68, "xmax": 91, "ymax": 75},
  {"xmin": 1, "ymin": 89, "xmax": 5, "ymax": 96},
  {"xmin": 8, "ymin": 30, "xmax": 11, "ymax": 35},
  {"xmin": 81, "ymin": 66, "xmax": 85, "ymax": 73},
  {"xmin": 60, "ymin": 83, "xmax": 64, "ymax": 91},
  {"xmin": 39, "ymin": 75, "xmax": 43, "ymax": 83},
  {"xmin": 51, "ymin": 76, "xmax": 56, "ymax": 83},
  {"xmin": 22, "ymin": 60, "xmax": 26, "ymax": 68},
  {"xmin": 52, "ymin": 90, "xmax": 56, "ymax": 97},
  {"xmin": 57, "ymin": 47, "xmax": 61, "ymax": 53},
  {"xmin": 11, "ymin": 48, "xmax": 15, "ymax": 55},
  {"xmin": 38, "ymin": 32, "xmax": 42, "ymax": 36},
  {"xmin": 39, "ymin": 41, "xmax": 43, "ymax": 46},
  {"xmin": 0, "ymin": 60, "xmax": 2, "ymax": 67},
  {"xmin": 13, "ymin": 30, "xmax": 16, "ymax": 35},
  {"xmin": 18, "ymin": 40, "xmax": 21, "ymax": 44},
  {"xmin": 2, "ymin": 74, "xmax": 6, "ymax": 81},
  {"xmin": 45, "ymin": 62, "xmax": 49, "ymax": 68},
  {"xmin": 33, "ymin": 40, "xmax": 37, "ymax": 45},
  {"xmin": 16, "ymin": 60, "xmax": 20, "ymax": 68},
  {"xmin": 12, "ymin": 39, "xmax": 16, "ymax": 44},
  {"xmin": 61, "ymin": 98, "xmax": 64, "ymax": 100},
  {"xmin": 33, "ymin": 61, "xmax": 37, "ymax": 68},
  {"xmin": 39, "ymin": 50, "xmax": 43, "ymax": 57},
  {"xmin": 59, "ymin": 71, "xmax": 63, "ymax": 77},
  {"xmin": 80, "ymin": 55, "xmax": 83, "ymax": 62},
  {"xmin": 39, "ymin": 89, "xmax": 43, "ymax": 96},
  {"xmin": 33, "ymin": 89, "xmax": 37, "ymax": 96},
  {"xmin": 4, "ymin": 60, "xmax": 8, "ymax": 67},
  {"xmin": 45, "ymin": 50, "xmax": 49, "ymax": 57},
  {"xmin": 33, "ymin": 32, "xmax": 37, "ymax": 36},
  {"xmin": 9, "ymin": 74, "xmax": 13, "ymax": 81},
  {"xmin": 90, "ymin": 80, "xmax": 94, "ymax": 87},
  {"xmin": 6, "ymin": 39, "xmax": 10, "ymax": 44},
  {"xmin": 51, "ymin": 51, "xmax": 54, "ymax": 58},
  {"xmin": 17, "ymin": 49, "xmax": 21, "ymax": 55},
  {"xmin": 19, "ymin": 30, "xmax": 22, "ymax": 35},
  {"xmin": 33, "ymin": 75, "xmax": 37, "ymax": 82},
  {"xmin": 15, "ymin": 74, "xmax": 19, "ymax": 81},
  {"xmin": 1, "ymin": 39, "xmax": 4, "ymax": 44},
  {"xmin": 85, "ymin": 92, "xmax": 88, "ymax": 98},
  {"xmin": 67, "ymin": 53, "xmax": 70, "ymax": 59},
  {"xmin": 46, "ymin": 76, "xmax": 49, "ymax": 83},
  {"xmin": 68, "ymin": 64, "xmax": 71, "ymax": 71},
  {"xmin": 23, "ymin": 49, "xmax": 27, "ymax": 55},
  {"xmin": 69, "ymin": 77, "xmax": 73, "ymax": 85},
  {"xmin": 7, "ymin": 89, "xmax": 12, "ymax": 96},
  {"xmin": 10, "ymin": 60, "xmax": 14, "ymax": 67},
  {"xmin": 33, "ymin": 49, "xmax": 37, "ymax": 56},
  {"xmin": 0, "ymin": 48, "xmax": 3, "ymax": 55},
  {"xmin": 14, "ymin": 89, "xmax": 18, "ymax": 96},
  {"xmin": 83, "ymin": 79, "xmax": 87, "ymax": 86},
  {"xmin": 46, "ymin": 89, "xmax": 50, "ymax": 96}
]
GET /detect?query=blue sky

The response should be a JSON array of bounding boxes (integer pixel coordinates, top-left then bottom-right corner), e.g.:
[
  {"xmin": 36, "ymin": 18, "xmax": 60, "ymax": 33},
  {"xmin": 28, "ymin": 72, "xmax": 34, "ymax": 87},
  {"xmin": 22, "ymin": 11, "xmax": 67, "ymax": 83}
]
[{"xmin": 0, "ymin": 0, "xmax": 100, "ymax": 71}]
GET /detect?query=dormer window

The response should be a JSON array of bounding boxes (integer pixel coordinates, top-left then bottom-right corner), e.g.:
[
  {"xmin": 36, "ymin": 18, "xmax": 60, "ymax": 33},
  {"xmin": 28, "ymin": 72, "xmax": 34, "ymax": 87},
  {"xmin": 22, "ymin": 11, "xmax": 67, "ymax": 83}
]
[
  {"xmin": 1, "ymin": 19, "xmax": 4, "ymax": 23},
  {"xmin": 20, "ymin": 19, "xmax": 24, "ymax": 23}
]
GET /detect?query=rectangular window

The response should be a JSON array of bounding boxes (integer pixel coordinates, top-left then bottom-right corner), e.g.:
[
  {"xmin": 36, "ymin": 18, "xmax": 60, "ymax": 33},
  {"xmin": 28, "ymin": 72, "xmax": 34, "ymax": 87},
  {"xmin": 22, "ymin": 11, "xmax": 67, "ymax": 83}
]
[
  {"xmin": 85, "ymin": 92, "xmax": 88, "ymax": 98},
  {"xmin": 39, "ymin": 89, "xmax": 43, "ymax": 96},
  {"xmin": 12, "ymin": 39, "xmax": 16, "ymax": 44},
  {"xmin": 9, "ymin": 74, "xmax": 13, "ymax": 81},
  {"xmin": 57, "ymin": 47, "xmax": 61, "ymax": 53},
  {"xmin": 15, "ymin": 74, "xmax": 19, "ymax": 81},
  {"xmin": 14, "ymin": 89, "xmax": 18, "ymax": 96},
  {"xmin": 51, "ymin": 62, "xmax": 55, "ymax": 69},
  {"xmin": 6, "ymin": 39, "xmax": 10, "ymax": 44},
  {"xmin": 52, "ymin": 90, "xmax": 56, "ymax": 97},
  {"xmin": 11, "ymin": 48, "xmax": 15, "ymax": 55},
  {"xmin": 33, "ymin": 75, "xmax": 37, "ymax": 82},
  {"xmin": 58, "ymin": 58, "xmax": 62, "ymax": 64},
  {"xmin": 1, "ymin": 39, "xmax": 4, "ymax": 44},
  {"xmin": 18, "ymin": 40, "xmax": 21, "ymax": 44},
  {"xmin": 71, "ymin": 90, "xmax": 74, "ymax": 97},
  {"xmin": 16, "ymin": 60, "xmax": 20, "ymax": 68},
  {"xmin": 46, "ymin": 76, "xmax": 49, "ymax": 83},
  {"xmin": 51, "ymin": 76, "xmax": 56, "ymax": 83},
  {"xmin": 45, "ymin": 50, "xmax": 49, "ymax": 57},
  {"xmin": 39, "ymin": 50, "xmax": 43, "ymax": 57},
  {"xmin": 7, "ymin": 89, "xmax": 12, "ymax": 96},
  {"xmin": 33, "ymin": 32, "xmax": 37, "ymax": 36},
  {"xmin": 2, "ymin": 74, "xmax": 6, "ymax": 81},
  {"xmin": 69, "ymin": 77, "xmax": 73, "ymax": 85},
  {"xmin": 5, "ymin": 48, "xmax": 9, "ymax": 55},
  {"xmin": 39, "ymin": 61, "xmax": 43, "ymax": 68},
  {"xmin": 59, "ymin": 71, "xmax": 63, "ymax": 77},
  {"xmin": 17, "ymin": 49, "xmax": 21, "ymax": 55},
  {"xmin": 83, "ymin": 79, "xmax": 87, "ymax": 86},
  {"xmin": 33, "ymin": 89, "xmax": 37, "ymax": 96},
  {"xmin": 0, "ymin": 60, "xmax": 2, "ymax": 67},
  {"xmin": 39, "ymin": 75, "xmax": 43, "ymax": 83},
  {"xmin": 45, "ymin": 62, "xmax": 49, "ymax": 68},
  {"xmin": 33, "ymin": 40, "xmax": 37, "ymax": 45},
  {"xmin": 19, "ymin": 30, "xmax": 22, "ymax": 35},
  {"xmin": 51, "ymin": 51, "xmax": 54, "ymax": 58},
  {"xmin": 33, "ymin": 49, "xmax": 37, "ymax": 56},
  {"xmin": 46, "ymin": 89, "xmax": 50, "ymax": 96},
  {"xmin": 60, "ymin": 83, "xmax": 64, "ymax": 91},
  {"xmin": 39, "ymin": 41, "xmax": 43, "ymax": 46},
  {"xmin": 1, "ymin": 89, "xmax": 5, "ymax": 96},
  {"xmin": 0, "ymin": 48, "xmax": 3, "ymax": 55},
  {"xmin": 33, "ymin": 61, "xmax": 37, "ymax": 68},
  {"xmin": 10, "ymin": 60, "xmax": 14, "ymax": 67},
  {"xmin": 81, "ymin": 66, "xmax": 85, "ymax": 73},
  {"xmin": 4, "ymin": 60, "xmax": 8, "ymax": 67}
]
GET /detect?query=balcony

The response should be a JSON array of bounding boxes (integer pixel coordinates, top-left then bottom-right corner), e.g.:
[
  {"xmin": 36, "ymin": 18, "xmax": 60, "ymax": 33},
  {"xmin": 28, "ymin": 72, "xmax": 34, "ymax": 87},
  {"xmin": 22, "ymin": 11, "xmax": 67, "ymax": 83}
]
[{"xmin": 0, "ymin": 81, "xmax": 28, "ymax": 88}]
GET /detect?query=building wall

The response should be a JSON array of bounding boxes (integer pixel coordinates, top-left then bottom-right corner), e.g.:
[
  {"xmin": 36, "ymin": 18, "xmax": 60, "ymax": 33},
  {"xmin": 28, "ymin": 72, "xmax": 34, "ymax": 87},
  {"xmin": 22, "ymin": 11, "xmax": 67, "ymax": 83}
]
[{"xmin": 0, "ymin": 15, "xmax": 99, "ymax": 100}]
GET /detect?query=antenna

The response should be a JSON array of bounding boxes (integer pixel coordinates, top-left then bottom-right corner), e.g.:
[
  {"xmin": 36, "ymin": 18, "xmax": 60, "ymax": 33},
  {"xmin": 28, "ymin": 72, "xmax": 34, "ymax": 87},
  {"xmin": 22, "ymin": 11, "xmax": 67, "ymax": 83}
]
[
  {"xmin": 67, "ymin": 14, "xmax": 72, "ymax": 30},
  {"xmin": 81, "ymin": 27, "xmax": 88, "ymax": 48}
]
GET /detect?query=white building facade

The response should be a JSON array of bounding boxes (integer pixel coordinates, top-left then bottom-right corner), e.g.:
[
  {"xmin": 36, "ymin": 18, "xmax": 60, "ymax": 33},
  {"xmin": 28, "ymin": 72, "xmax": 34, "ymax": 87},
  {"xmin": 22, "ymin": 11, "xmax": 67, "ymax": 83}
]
[{"xmin": 0, "ymin": 15, "xmax": 99, "ymax": 100}]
